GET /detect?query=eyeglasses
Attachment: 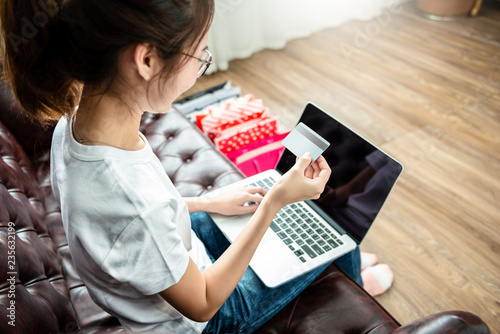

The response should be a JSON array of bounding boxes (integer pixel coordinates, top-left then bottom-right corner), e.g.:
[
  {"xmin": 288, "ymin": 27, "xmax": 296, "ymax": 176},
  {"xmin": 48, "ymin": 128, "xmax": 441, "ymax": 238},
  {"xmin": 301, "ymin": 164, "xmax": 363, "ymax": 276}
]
[{"xmin": 184, "ymin": 48, "xmax": 213, "ymax": 78}]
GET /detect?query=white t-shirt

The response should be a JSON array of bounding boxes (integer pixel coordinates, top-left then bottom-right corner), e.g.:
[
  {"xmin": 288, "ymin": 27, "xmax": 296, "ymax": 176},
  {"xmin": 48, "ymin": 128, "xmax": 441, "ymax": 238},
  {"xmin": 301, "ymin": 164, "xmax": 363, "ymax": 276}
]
[{"xmin": 50, "ymin": 116, "xmax": 213, "ymax": 333}]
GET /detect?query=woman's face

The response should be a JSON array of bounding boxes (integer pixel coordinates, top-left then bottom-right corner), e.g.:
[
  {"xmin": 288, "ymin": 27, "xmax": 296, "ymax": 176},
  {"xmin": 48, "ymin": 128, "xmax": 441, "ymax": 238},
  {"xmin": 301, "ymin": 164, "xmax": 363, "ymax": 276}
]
[{"xmin": 150, "ymin": 32, "xmax": 209, "ymax": 113}]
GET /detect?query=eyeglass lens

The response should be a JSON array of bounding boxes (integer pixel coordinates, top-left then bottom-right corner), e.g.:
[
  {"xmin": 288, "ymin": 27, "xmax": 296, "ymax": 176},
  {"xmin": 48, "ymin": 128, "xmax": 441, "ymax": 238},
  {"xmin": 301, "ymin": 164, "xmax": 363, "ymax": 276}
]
[{"xmin": 197, "ymin": 50, "xmax": 212, "ymax": 78}]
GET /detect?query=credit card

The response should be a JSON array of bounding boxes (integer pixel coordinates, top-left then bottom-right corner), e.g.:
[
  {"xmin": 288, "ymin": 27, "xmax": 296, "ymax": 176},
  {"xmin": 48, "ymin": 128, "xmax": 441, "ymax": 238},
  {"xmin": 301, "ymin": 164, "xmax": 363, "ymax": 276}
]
[{"xmin": 281, "ymin": 122, "xmax": 330, "ymax": 162}]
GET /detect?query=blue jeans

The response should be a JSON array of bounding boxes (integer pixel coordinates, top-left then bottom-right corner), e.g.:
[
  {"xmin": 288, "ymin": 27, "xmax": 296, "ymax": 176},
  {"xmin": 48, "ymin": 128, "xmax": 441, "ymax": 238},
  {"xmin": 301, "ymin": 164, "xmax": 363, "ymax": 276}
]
[{"xmin": 190, "ymin": 212, "xmax": 362, "ymax": 334}]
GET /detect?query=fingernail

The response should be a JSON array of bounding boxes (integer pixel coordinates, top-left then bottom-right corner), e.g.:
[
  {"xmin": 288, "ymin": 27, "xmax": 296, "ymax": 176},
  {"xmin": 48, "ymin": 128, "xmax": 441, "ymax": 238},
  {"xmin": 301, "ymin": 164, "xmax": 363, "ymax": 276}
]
[{"xmin": 302, "ymin": 152, "xmax": 311, "ymax": 158}]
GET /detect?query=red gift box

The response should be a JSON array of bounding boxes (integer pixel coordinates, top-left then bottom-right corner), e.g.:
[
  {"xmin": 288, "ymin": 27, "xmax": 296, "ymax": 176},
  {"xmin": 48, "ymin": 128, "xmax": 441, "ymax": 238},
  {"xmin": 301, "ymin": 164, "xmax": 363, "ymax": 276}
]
[
  {"xmin": 195, "ymin": 94, "xmax": 281, "ymax": 155},
  {"xmin": 197, "ymin": 94, "xmax": 268, "ymax": 138},
  {"xmin": 214, "ymin": 116, "xmax": 278, "ymax": 154}
]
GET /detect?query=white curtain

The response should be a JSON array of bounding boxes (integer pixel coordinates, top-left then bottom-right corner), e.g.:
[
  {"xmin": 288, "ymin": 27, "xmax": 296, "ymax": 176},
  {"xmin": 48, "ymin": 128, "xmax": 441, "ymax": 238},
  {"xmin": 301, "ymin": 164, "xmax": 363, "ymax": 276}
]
[{"xmin": 208, "ymin": 0, "xmax": 408, "ymax": 72}]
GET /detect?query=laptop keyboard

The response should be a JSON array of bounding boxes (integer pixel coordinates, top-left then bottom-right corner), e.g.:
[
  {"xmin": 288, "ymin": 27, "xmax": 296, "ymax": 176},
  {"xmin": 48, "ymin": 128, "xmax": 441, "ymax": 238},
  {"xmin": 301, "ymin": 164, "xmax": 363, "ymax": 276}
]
[{"xmin": 250, "ymin": 176, "xmax": 344, "ymax": 263}]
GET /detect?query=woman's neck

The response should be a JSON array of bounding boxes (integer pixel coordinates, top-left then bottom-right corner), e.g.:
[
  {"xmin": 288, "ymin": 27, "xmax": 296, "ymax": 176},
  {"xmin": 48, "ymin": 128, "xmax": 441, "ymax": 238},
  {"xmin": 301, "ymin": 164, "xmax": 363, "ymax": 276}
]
[{"xmin": 74, "ymin": 88, "xmax": 145, "ymax": 151}]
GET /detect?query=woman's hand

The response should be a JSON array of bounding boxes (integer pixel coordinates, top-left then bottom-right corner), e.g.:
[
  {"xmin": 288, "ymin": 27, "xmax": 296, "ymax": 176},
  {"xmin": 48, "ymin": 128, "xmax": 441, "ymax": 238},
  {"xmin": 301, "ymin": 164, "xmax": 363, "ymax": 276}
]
[
  {"xmin": 185, "ymin": 186, "xmax": 267, "ymax": 216},
  {"xmin": 266, "ymin": 152, "xmax": 331, "ymax": 209},
  {"xmin": 185, "ymin": 152, "xmax": 330, "ymax": 216}
]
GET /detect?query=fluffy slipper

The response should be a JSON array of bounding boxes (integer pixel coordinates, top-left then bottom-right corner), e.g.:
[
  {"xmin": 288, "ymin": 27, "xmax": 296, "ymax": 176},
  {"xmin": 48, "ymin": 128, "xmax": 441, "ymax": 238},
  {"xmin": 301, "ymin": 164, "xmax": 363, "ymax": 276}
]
[
  {"xmin": 361, "ymin": 264, "xmax": 394, "ymax": 297},
  {"xmin": 361, "ymin": 252, "xmax": 378, "ymax": 270}
]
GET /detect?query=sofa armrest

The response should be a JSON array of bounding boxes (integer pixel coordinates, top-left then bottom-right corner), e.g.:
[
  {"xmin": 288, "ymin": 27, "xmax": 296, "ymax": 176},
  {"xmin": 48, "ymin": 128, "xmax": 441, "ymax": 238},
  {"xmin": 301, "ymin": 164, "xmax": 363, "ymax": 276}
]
[
  {"xmin": 393, "ymin": 311, "xmax": 490, "ymax": 334},
  {"xmin": 255, "ymin": 262, "xmax": 401, "ymax": 334},
  {"xmin": 255, "ymin": 262, "xmax": 490, "ymax": 334}
]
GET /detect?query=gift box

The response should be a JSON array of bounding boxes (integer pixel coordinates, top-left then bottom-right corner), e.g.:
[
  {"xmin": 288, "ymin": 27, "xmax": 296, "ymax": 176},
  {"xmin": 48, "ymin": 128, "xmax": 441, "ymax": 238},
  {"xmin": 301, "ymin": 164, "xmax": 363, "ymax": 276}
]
[
  {"xmin": 197, "ymin": 94, "xmax": 268, "ymax": 140},
  {"xmin": 214, "ymin": 116, "xmax": 278, "ymax": 154},
  {"xmin": 195, "ymin": 94, "xmax": 281, "ymax": 154},
  {"xmin": 225, "ymin": 132, "xmax": 290, "ymax": 177}
]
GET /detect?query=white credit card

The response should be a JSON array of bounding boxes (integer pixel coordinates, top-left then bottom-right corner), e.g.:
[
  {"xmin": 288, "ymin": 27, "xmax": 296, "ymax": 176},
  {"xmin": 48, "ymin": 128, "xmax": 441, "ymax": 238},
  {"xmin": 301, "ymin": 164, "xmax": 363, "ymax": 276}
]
[{"xmin": 281, "ymin": 122, "xmax": 330, "ymax": 162}]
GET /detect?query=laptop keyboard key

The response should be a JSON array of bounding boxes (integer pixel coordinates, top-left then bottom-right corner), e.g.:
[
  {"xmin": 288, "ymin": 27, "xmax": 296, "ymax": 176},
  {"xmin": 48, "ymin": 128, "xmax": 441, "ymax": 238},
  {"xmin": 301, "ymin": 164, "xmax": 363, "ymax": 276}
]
[
  {"xmin": 327, "ymin": 239, "xmax": 339, "ymax": 248},
  {"xmin": 294, "ymin": 249, "xmax": 304, "ymax": 257},
  {"xmin": 301, "ymin": 245, "xmax": 317, "ymax": 259},
  {"xmin": 270, "ymin": 222, "xmax": 281, "ymax": 232},
  {"xmin": 312, "ymin": 244, "xmax": 325, "ymax": 255}
]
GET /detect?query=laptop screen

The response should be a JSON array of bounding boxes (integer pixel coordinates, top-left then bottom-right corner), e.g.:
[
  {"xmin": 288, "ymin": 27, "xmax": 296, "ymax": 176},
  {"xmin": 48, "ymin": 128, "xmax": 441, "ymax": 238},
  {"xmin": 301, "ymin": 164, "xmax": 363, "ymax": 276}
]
[{"xmin": 276, "ymin": 103, "xmax": 403, "ymax": 243}]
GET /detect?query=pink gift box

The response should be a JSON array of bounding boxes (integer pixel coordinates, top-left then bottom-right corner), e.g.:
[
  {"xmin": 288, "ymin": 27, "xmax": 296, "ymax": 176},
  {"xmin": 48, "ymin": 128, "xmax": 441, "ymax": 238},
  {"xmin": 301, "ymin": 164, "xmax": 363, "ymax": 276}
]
[{"xmin": 225, "ymin": 132, "xmax": 290, "ymax": 177}]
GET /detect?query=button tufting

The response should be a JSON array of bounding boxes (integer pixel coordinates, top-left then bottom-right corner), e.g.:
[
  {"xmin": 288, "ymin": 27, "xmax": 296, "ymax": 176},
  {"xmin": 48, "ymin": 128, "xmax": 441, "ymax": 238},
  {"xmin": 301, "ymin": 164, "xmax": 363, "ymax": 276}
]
[
  {"xmin": 184, "ymin": 157, "xmax": 192, "ymax": 163},
  {"xmin": 206, "ymin": 185, "xmax": 213, "ymax": 190}
]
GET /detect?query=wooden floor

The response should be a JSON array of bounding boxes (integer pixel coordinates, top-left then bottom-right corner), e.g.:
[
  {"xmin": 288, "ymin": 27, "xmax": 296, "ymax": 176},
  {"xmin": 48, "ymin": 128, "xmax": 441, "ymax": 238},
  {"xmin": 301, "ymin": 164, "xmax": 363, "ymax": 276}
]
[{"xmin": 185, "ymin": 0, "xmax": 500, "ymax": 331}]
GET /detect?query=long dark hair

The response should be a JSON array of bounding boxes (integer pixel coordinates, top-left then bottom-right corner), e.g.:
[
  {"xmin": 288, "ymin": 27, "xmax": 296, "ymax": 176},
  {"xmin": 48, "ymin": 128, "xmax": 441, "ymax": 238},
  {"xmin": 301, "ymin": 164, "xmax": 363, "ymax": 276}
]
[{"xmin": 0, "ymin": 0, "xmax": 214, "ymax": 125}]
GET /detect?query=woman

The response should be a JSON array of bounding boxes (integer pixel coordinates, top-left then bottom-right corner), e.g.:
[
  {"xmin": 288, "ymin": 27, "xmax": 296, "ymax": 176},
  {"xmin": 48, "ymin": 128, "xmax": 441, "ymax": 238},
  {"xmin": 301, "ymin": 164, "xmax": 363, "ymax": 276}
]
[{"xmin": 0, "ymin": 0, "xmax": 361, "ymax": 333}]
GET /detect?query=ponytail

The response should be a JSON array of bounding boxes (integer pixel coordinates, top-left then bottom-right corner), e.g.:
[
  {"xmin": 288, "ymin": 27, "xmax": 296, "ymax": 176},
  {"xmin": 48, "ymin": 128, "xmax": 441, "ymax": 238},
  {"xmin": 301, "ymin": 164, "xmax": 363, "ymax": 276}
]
[
  {"xmin": 1, "ymin": 0, "xmax": 214, "ymax": 126},
  {"xmin": 1, "ymin": 0, "xmax": 80, "ymax": 125}
]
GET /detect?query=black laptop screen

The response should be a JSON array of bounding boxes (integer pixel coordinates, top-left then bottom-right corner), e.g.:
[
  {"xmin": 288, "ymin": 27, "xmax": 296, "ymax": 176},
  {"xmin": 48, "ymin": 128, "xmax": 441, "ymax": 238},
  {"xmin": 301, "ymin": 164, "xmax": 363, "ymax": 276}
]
[{"xmin": 276, "ymin": 103, "xmax": 403, "ymax": 243}]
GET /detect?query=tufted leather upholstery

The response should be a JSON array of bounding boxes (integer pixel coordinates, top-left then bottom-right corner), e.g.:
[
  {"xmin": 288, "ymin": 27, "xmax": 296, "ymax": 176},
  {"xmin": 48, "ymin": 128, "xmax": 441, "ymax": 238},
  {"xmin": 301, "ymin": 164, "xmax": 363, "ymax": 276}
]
[
  {"xmin": 0, "ymin": 83, "xmax": 491, "ymax": 333},
  {"xmin": 140, "ymin": 112, "xmax": 243, "ymax": 197}
]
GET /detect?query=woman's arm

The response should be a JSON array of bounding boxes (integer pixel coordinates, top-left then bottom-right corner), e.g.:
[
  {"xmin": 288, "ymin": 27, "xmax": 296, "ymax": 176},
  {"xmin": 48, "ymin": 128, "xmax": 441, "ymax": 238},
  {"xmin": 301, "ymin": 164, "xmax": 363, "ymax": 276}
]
[
  {"xmin": 160, "ymin": 196, "xmax": 280, "ymax": 322},
  {"xmin": 184, "ymin": 186, "xmax": 267, "ymax": 216},
  {"xmin": 160, "ymin": 153, "xmax": 331, "ymax": 322}
]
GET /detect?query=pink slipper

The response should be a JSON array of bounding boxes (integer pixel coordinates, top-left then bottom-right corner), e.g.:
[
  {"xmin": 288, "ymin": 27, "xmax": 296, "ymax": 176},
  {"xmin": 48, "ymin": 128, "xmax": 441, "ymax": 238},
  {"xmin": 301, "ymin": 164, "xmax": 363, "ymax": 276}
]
[
  {"xmin": 361, "ymin": 252, "xmax": 378, "ymax": 270},
  {"xmin": 361, "ymin": 264, "xmax": 394, "ymax": 297}
]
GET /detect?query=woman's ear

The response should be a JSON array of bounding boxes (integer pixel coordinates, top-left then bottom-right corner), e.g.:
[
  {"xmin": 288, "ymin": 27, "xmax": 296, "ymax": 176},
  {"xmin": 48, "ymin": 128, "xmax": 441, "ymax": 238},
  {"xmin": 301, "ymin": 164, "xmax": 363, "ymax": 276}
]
[{"xmin": 133, "ymin": 43, "xmax": 159, "ymax": 81}]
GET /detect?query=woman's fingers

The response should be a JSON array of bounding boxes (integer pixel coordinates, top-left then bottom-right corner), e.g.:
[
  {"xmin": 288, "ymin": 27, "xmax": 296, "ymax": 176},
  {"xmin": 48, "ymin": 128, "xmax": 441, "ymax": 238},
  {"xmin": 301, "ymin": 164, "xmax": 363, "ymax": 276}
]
[
  {"xmin": 315, "ymin": 155, "xmax": 330, "ymax": 173},
  {"xmin": 246, "ymin": 186, "xmax": 267, "ymax": 197}
]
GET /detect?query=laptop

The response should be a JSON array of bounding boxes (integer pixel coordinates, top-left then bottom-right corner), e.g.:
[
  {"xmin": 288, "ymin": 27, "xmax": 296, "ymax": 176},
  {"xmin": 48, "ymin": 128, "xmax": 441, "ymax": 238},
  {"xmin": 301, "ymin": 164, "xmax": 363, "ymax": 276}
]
[{"xmin": 209, "ymin": 102, "xmax": 403, "ymax": 287}]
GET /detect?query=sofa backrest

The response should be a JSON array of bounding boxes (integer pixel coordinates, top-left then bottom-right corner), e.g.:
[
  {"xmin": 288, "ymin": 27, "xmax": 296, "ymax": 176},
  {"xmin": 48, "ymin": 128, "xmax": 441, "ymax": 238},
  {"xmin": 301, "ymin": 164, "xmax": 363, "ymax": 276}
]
[{"xmin": 0, "ymin": 120, "xmax": 80, "ymax": 333}]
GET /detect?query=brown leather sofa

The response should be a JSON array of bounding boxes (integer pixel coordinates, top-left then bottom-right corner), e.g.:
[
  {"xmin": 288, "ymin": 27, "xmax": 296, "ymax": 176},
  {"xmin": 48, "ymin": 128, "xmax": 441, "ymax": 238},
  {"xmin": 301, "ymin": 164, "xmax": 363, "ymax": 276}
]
[{"xmin": 0, "ymin": 82, "xmax": 491, "ymax": 333}]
